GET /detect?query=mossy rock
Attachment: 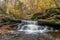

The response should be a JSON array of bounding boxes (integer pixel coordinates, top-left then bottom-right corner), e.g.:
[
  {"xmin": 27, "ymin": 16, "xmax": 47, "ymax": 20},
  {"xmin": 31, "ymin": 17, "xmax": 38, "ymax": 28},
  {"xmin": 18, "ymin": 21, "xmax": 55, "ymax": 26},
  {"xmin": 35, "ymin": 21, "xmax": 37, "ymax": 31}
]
[{"xmin": 45, "ymin": 8, "xmax": 60, "ymax": 18}]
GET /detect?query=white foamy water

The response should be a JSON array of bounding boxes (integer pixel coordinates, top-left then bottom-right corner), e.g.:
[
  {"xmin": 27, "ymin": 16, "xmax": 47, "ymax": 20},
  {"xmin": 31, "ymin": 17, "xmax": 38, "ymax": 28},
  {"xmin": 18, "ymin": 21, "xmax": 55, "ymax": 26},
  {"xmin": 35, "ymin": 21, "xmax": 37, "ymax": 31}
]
[{"xmin": 17, "ymin": 20, "xmax": 53, "ymax": 34}]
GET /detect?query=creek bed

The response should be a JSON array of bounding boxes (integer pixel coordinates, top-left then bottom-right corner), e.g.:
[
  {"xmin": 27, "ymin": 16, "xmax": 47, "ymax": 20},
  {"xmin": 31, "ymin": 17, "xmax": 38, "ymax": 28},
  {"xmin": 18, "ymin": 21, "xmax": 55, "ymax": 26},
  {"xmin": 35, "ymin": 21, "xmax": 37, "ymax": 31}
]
[
  {"xmin": 0, "ymin": 20, "xmax": 60, "ymax": 40},
  {"xmin": 0, "ymin": 31, "xmax": 60, "ymax": 40}
]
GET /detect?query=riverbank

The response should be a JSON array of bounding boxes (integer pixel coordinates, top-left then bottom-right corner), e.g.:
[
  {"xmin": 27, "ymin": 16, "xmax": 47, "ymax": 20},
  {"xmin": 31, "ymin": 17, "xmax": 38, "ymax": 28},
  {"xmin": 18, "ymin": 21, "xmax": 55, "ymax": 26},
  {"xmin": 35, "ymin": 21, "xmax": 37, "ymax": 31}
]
[{"xmin": 0, "ymin": 23, "xmax": 59, "ymax": 40}]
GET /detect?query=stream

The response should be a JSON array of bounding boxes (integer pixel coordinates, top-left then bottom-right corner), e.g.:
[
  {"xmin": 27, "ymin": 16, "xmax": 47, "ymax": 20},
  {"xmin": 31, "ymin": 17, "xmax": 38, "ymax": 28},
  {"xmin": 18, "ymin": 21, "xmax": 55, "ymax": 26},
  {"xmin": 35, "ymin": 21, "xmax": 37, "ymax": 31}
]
[{"xmin": 0, "ymin": 20, "xmax": 60, "ymax": 40}]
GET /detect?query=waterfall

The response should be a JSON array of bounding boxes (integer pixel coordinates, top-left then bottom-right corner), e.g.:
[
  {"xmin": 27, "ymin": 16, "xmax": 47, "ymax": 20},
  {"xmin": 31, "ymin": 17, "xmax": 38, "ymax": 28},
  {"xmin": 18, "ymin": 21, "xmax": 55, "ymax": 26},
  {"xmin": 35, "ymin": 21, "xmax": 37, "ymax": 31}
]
[{"xmin": 17, "ymin": 20, "xmax": 54, "ymax": 34}]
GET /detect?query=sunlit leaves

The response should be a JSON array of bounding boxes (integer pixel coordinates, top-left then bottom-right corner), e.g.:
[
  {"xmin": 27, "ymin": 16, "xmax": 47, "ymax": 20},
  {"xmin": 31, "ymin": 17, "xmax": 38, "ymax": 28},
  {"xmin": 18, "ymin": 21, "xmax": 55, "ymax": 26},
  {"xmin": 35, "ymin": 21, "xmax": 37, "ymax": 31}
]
[{"xmin": 0, "ymin": 0, "xmax": 59, "ymax": 20}]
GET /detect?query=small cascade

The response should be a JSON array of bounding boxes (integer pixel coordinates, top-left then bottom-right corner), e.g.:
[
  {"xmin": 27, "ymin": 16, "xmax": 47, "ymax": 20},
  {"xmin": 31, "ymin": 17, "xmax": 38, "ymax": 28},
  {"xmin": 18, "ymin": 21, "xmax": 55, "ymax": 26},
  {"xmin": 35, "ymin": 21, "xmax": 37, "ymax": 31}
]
[
  {"xmin": 4, "ymin": 20, "xmax": 60, "ymax": 40},
  {"xmin": 17, "ymin": 20, "xmax": 54, "ymax": 34}
]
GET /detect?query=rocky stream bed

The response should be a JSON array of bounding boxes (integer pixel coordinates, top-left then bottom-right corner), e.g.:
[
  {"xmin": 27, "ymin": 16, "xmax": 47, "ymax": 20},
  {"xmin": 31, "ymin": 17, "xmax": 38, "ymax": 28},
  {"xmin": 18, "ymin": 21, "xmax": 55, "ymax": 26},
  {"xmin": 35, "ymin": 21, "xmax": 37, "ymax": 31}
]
[{"xmin": 0, "ymin": 24, "xmax": 60, "ymax": 40}]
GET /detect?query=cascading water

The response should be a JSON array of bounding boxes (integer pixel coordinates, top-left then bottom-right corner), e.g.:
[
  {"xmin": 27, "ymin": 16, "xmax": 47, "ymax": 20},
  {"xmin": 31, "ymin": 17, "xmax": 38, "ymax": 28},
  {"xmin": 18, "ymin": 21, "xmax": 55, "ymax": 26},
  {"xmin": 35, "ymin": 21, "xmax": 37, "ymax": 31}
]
[
  {"xmin": 6, "ymin": 20, "xmax": 60, "ymax": 40},
  {"xmin": 17, "ymin": 20, "xmax": 54, "ymax": 34}
]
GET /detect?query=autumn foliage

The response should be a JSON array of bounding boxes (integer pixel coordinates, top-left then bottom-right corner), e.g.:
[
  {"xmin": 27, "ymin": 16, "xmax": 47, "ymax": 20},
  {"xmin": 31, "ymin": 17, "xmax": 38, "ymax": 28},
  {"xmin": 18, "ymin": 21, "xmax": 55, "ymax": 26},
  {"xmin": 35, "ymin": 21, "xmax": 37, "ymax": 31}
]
[{"xmin": 0, "ymin": 0, "xmax": 59, "ymax": 20}]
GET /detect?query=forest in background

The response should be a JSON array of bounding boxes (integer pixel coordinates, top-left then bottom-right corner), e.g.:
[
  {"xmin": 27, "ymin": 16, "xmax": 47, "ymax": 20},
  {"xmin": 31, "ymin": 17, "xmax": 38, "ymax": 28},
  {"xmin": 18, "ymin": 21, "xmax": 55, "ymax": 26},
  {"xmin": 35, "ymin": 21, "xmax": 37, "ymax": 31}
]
[{"xmin": 0, "ymin": 0, "xmax": 60, "ymax": 24}]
